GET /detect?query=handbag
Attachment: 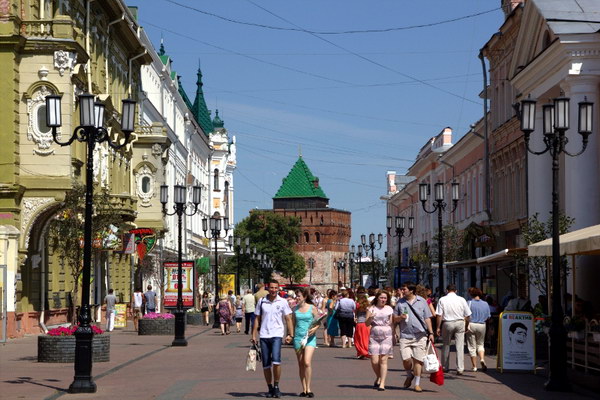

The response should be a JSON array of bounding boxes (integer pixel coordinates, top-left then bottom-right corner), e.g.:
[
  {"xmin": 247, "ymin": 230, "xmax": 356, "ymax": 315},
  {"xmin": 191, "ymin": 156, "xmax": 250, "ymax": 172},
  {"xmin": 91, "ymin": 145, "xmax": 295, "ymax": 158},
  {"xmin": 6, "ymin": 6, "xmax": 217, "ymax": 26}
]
[
  {"xmin": 423, "ymin": 340, "xmax": 440, "ymax": 373},
  {"xmin": 430, "ymin": 364, "xmax": 444, "ymax": 386},
  {"xmin": 246, "ymin": 343, "xmax": 262, "ymax": 372}
]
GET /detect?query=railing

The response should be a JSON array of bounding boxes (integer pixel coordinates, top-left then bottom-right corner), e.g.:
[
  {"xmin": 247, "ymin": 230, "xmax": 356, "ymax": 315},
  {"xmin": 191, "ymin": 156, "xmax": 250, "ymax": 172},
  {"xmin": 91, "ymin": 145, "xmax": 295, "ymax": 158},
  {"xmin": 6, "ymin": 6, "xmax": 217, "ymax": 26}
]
[
  {"xmin": 21, "ymin": 20, "xmax": 53, "ymax": 38},
  {"xmin": 567, "ymin": 318, "xmax": 600, "ymax": 373}
]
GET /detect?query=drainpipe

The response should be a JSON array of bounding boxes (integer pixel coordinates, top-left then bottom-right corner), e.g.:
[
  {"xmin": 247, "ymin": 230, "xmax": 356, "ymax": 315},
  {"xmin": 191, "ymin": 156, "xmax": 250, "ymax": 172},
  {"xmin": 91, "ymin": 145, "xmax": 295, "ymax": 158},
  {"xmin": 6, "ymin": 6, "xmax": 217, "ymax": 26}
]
[
  {"xmin": 128, "ymin": 50, "xmax": 147, "ymax": 98},
  {"xmin": 85, "ymin": 0, "xmax": 95, "ymax": 93},
  {"xmin": 105, "ymin": 14, "xmax": 124, "ymax": 93},
  {"xmin": 478, "ymin": 49, "xmax": 492, "ymax": 223}
]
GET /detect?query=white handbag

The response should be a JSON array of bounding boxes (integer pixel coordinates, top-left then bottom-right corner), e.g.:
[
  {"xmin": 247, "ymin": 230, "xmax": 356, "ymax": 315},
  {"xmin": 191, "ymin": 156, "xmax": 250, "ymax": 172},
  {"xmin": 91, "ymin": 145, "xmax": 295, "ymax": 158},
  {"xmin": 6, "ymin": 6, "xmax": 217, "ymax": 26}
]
[
  {"xmin": 246, "ymin": 348, "xmax": 257, "ymax": 371},
  {"xmin": 423, "ymin": 340, "xmax": 440, "ymax": 374}
]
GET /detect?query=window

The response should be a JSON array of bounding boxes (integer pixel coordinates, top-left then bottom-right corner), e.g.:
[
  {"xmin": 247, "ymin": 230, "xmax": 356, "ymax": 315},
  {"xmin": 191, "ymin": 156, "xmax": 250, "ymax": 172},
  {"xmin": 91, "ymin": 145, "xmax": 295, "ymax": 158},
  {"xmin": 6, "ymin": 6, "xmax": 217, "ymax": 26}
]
[
  {"xmin": 224, "ymin": 181, "xmax": 230, "ymax": 218},
  {"xmin": 213, "ymin": 168, "xmax": 219, "ymax": 190},
  {"xmin": 141, "ymin": 176, "xmax": 151, "ymax": 194},
  {"xmin": 315, "ymin": 232, "xmax": 321, "ymax": 243},
  {"xmin": 37, "ymin": 105, "xmax": 51, "ymax": 134},
  {"xmin": 304, "ymin": 232, "xmax": 310, "ymax": 243}
]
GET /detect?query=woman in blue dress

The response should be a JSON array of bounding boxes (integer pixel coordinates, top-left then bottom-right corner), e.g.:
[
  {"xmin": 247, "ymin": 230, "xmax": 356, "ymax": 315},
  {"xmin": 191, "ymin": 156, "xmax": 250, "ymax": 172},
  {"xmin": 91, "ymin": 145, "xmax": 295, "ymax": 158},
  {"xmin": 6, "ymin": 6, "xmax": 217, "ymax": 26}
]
[
  {"xmin": 326, "ymin": 290, "xmax": 339, "ymax": 347},
  {"xmin": 292, "ymin": 287, "xmax": 320, "ymax": 398}
]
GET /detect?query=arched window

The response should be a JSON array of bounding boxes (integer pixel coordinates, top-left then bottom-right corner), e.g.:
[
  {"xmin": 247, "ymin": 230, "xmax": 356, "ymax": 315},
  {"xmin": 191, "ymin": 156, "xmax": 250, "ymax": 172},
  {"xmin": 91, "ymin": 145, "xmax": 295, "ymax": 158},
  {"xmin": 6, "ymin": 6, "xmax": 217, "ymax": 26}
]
[
  {"xmin": 315, "ymin": 232, "xmax": 321, "ymax": 243},
  {"xmin": 224, "ymin": 181, "xmax": 230, "ymax": 218},
  {"xmin": 304, "ymin": 232, "xmax": 310, "ymax": 243},
  {"xmin": 213, "ymin": 168, "xmax": 219, "ymax": 190}
]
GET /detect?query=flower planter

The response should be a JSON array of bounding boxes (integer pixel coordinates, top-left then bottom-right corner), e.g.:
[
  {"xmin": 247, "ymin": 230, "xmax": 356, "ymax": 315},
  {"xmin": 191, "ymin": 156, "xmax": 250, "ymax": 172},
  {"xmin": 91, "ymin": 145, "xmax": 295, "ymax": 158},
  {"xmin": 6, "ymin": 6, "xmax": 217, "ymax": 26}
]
[
  {"xmin": 38, "ymin": 334, "xmax": 110, "ymax": 363},
  {"xmin": 138, "ymin": 318, "xmax": 175, "ymax": 335},
  {"xmin": 186, "ymin": 313, "xmax": 202, "ymax": 325}
]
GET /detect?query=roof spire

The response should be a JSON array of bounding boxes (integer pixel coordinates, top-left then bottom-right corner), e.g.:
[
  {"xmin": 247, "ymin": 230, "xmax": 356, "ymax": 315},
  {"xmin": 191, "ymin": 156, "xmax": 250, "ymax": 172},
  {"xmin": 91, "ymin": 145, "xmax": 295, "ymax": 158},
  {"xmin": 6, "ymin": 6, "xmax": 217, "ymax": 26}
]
[
  {"xmin": 191, "ymin": 60, "xmax": 213, "ymax": 134},
  {"xmin": 159, "ymin": 35, "xmax": 165, "ymax": 56},
  {"xmin": 298, "ymin": 144, "xmax": 302, "ymax": 157},
  {"xmin": 212, "ymin": 109, "xmax": 224, "ymax": 129}
]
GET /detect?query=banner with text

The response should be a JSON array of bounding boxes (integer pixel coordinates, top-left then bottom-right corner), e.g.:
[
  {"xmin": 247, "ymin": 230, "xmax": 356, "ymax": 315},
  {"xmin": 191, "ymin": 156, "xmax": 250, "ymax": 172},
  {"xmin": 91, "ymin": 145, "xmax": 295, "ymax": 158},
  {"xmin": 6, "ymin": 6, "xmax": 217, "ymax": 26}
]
[
  {"xmin": 163, "ymin": 261, "xmax": 195, "ymax": 308},
  {"xmin": 498, "ymin": 311, "xmax": 535, "ymax": 372}
]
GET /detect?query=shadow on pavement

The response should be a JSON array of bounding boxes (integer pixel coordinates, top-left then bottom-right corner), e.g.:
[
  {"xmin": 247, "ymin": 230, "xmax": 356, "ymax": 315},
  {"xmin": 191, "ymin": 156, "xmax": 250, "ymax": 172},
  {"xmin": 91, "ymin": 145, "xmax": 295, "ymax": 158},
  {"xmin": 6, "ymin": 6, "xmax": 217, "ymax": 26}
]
[{"xmin": 3, "ymin": 376, "xmax": 68, "ymax": 392}]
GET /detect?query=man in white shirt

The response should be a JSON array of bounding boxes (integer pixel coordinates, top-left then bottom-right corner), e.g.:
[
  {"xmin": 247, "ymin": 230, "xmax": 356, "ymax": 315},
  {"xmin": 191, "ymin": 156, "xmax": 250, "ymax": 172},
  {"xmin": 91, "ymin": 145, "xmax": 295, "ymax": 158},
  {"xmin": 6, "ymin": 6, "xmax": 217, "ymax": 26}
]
[
  {"xmin": 252, "ymin": 280, "xmax": 294, "ymax": 398},
  {"xmin": 243, "ymin": 289, "xmax": 256, "ymax": 334},
  {"xmin": 435, "ymin": 284, "xmax": 471, "ymax": 374}
]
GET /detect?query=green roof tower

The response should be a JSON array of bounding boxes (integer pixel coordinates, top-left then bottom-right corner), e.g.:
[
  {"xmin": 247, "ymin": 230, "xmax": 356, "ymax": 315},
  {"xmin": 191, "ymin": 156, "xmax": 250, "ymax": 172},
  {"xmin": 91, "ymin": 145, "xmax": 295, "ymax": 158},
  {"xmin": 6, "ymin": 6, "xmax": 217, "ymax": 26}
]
[{"xmin": 273, "ymin": 156, "xmax": 328, "ymax": 209}]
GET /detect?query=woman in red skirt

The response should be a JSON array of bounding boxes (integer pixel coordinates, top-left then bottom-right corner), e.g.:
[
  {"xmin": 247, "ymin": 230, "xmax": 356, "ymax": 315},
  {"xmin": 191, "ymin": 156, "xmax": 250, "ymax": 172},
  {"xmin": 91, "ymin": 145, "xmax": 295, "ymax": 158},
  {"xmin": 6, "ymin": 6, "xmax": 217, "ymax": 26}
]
[{"xmin": 354, "ymin": 294, "xmax": 370, "ymax": 359}]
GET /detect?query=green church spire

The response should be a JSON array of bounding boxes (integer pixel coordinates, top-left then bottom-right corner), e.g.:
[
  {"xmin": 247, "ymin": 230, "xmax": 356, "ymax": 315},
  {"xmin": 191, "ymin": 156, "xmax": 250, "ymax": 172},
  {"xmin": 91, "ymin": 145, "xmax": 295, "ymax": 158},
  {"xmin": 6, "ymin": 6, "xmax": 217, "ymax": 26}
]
[{"xmin": 191, "ymin": 63, "xmax": 214, "ymax": 135}]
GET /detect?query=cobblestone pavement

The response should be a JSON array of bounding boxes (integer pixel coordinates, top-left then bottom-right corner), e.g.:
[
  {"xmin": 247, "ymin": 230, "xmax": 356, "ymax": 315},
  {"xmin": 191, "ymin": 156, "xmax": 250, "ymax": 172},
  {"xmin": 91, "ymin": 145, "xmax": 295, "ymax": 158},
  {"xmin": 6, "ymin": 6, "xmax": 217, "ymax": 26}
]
[{"xmin": 1, "ymin": 323, "xmax": 598, "ymax": 400}]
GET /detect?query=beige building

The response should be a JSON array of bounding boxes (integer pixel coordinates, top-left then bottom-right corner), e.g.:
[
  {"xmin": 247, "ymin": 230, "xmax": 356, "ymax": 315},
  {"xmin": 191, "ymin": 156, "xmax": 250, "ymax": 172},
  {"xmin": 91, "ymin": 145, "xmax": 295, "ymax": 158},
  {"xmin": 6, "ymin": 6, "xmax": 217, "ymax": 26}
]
[{"xmin": 0, "ymin": 0, "xmax": 152, "ymax": 338}]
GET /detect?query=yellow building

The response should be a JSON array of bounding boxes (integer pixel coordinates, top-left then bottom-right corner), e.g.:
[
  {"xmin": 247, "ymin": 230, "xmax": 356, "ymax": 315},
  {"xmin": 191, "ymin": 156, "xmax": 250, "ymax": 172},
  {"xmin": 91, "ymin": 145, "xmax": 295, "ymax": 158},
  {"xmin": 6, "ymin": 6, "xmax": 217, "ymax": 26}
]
[{"xmin": 0, "ymin": 0, "xmax": 152, "ymax": 338}]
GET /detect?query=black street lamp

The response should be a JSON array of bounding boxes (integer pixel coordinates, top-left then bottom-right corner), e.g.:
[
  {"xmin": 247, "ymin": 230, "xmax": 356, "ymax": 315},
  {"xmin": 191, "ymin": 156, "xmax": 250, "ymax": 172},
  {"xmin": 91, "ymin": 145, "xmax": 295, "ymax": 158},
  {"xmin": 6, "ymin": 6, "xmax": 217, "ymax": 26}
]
[
  {"xmin": 202, "ymin": 214, "xmax": 229, "ymax": 329},
  {"xmin": 515, "ymin": 93, "xmax": 593, "ymax": 392},
  {"xmin": 361, "ymin": 233, "xmax": 383, "ymax": 287},
  {"xmin": 45, "ymin": 93, "xmax": 135, "ymax": 393},
  {"xmin": 419, "ymin": 181, "xmax": 459, "ymax": 295},
  {"xmin": 387, "ymin": 215, "xmax": 415, "ymax": 279},
  {"xmin": 160, "ymin": 184, "xmax": 201, "ymax": 346},
  {"xmin": 356, "ymin": 244, "xmax": 364, "ymax": 285},
  {"xmin": 229, "ymin": 236, "xmax": 250, "ymax": 295},
  {"xmin": 336, "ymin": 254, "xmax": 347, "ymax": 288},
  {"xmin": 307, "ymin": 257, "xmax": 315, "ymax": 286},
  {"xmin": 349, "ymin": 246, "xmax": 356, "ymax": 288}
]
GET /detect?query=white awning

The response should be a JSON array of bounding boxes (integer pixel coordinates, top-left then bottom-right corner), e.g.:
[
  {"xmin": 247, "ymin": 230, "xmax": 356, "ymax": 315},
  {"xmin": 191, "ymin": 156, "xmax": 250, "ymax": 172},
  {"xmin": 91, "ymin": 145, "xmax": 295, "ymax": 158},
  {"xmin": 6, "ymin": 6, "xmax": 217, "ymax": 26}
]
[{"xmin": 528, "ymin": 224, "xmax": 600, "ymax": 257}]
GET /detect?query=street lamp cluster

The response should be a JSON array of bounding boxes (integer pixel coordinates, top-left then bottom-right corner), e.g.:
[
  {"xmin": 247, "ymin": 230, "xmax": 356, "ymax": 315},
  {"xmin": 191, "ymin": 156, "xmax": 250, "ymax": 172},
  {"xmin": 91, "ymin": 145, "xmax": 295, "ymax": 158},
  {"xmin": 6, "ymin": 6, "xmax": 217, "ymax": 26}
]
[
  {"xmin": 515, "ymin": 93, "xmax": 593, "ymax": 391},
  {"xmin": 228, "ymin": 236, "xmax": 251, "ymax": 295},
  {"xmin": 361, "ymin": 233, "xmax": 383, "ymax": 287},
  {"xmin": 45, "ymin": 93, "xmax": 136, "ymax": 393},
  {"xmin": 335, "ymin": 255, "xmax": 348, "ymax": 288},
  {"xmin": 160, "ymin": 184, "xmax": 201, "ymax": 347},
  {"xmin": 202, "ymin": 214, "xmax": 229, "ymax": 329},
  {"xmin": 386, "ymin": 215, "xmax": 414, "ymax": 275},
  {"xmin": 419, "ymin": 181, "xmax": 459, "ymax": 293}
]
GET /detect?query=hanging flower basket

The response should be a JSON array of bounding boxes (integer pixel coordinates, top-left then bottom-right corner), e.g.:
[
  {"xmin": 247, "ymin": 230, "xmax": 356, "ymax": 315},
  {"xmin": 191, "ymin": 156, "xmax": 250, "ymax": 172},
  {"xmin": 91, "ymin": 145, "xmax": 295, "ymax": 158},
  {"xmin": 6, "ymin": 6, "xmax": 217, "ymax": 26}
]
[
  {"xmin": 138, "ymin": 313, "xmax": 175, "ymax": 335},
  {"xmin": 38, "ymin": 326, "xmax": 109, "ymax": 363}
]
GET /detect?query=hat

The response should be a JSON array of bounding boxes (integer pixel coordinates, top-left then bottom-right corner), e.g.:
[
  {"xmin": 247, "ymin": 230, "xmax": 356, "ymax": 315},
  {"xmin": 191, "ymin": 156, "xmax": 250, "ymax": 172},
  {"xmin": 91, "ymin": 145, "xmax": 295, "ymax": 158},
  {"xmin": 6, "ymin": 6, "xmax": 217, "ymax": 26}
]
[{"xmin": 340, "ymin": 286, "xmax": 347, "ymax": 290}]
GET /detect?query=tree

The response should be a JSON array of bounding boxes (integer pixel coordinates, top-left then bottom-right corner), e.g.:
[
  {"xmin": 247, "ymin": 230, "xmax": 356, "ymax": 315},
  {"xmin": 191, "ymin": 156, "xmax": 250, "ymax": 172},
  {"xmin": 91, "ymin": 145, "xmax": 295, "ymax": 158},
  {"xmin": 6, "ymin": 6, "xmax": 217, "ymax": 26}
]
[
  {"xmin": 227, "ymin": 211, "xmax": 304, "ymax": 284},
  {"xmin": 519, "ymin": 212, "xmax": 574, "ymax": 298},
  {"xmin": 48, "ymin": 182, "xmax": 128, "ymax": 323}
]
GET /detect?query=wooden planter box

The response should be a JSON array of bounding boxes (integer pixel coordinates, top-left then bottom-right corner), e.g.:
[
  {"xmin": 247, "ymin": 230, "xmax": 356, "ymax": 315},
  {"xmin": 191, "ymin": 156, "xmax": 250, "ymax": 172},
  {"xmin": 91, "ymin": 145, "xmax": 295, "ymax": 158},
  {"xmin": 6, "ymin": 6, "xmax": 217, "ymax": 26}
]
[
  {"xmin": 38, "ymin": 335, "xmax": 110, "ymax": 363},
  {"xmin": 186, "ymin": 313, "xmax": 202, "ymax": 325},
  {"xmin": 138, "ymin": 318, "xmax": 175, "ymax": 335}
]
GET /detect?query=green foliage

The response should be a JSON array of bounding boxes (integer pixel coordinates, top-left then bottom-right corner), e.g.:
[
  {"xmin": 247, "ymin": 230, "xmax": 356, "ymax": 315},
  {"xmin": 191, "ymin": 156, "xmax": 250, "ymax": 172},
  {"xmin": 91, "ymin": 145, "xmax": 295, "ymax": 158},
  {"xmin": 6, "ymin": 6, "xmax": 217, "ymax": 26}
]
[
  {"xmin": 518, "ymin": 212, "xmax": 575, "ymax": 297},
  {"xmin": 230, "ymin": 211, "xmax": 304, "ymax": 284},
  {"xmin": 49, "ymin": 182, "xmax": 128, "ymax": 318},
  {"xmin": 432, "ymin": 224, "xmax": 465, "ymax": 262}
]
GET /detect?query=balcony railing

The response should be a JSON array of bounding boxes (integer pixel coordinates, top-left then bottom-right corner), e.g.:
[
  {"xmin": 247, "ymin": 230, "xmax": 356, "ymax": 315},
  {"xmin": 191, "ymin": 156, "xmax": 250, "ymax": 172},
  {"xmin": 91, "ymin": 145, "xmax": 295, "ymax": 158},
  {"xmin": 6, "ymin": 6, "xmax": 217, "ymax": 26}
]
[{"xmin": 21, "ymin": 20, "xmax": 53, "ymax": 38}]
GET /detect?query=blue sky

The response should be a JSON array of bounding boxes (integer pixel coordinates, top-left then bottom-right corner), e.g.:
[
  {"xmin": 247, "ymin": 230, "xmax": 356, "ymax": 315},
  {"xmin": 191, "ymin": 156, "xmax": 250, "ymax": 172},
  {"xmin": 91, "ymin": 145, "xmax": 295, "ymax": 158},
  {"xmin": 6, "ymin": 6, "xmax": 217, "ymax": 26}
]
[{"xmin": 126, "ymin": 0, "xmax": 505, "ymax": 258}]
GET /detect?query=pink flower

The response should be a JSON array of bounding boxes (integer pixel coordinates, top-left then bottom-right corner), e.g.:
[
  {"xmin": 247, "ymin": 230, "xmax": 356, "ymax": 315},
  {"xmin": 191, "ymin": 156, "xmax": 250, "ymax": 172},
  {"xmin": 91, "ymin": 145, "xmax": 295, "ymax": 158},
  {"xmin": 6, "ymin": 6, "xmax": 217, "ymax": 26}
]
[
  {"xmin": 143, "ymin": 312, "xmax": 174, "ymax": 320},
  {"xmin": 46, "ymin": 325, "xmax": 104, "ymax": 336}
]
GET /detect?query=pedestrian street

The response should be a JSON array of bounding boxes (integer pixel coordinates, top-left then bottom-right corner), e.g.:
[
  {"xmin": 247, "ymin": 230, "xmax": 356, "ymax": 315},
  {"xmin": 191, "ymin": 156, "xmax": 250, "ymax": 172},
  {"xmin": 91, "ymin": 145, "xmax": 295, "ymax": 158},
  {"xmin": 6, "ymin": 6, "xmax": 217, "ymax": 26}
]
[{"xmin": 1, "ymin": 322, "xmax": 597, "ymax": 400}]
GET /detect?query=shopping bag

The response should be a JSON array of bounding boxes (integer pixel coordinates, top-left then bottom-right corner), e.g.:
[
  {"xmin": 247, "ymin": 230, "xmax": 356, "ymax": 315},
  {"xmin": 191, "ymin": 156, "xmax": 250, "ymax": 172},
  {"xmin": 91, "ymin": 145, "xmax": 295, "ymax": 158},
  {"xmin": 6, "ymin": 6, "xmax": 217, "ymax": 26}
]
[
  {"xmin": 423, "ymin": 341, "xmax": 440, "ymax": 373},
  {"xmin": 246, "ymin": 347, "xmax": 257, "ymax": 371},
  {"xmin": 430, "ymin": 365, "xmax": 444, "ymax": 385}
]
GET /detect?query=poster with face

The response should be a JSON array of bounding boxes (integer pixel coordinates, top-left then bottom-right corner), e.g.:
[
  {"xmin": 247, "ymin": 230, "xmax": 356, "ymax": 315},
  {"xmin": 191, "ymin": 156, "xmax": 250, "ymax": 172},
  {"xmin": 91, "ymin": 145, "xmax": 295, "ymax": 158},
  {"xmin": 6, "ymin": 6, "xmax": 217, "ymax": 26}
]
[{"xmin": 500, "ymin": 311, "xmax": 535, "ymax": 371}]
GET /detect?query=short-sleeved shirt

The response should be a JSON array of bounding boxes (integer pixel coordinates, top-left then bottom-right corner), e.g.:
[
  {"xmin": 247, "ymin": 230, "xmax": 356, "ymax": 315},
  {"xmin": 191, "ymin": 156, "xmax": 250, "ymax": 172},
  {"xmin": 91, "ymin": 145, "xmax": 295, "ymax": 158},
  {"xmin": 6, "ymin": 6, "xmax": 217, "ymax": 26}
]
[
  {"xmin": 468, "ymin": 299, "xmax": 491, "ymax": 323},
  {"xmin": 144, "ymin": 290, "xmax": 156, "ymax": 309},
  {"xmin": 336, "ymin": 298, "xmax": 356, "ymax": 317},
  {"xmin": 255, "ymin": 295, "xmax": 292, "ymax": 339},
  {"xmin": 435, "ymin": 292, "xmax": 472, "ymax": 321},
  {"xmin": 394, "ymin": 295, "xmax": 432, "ymax": 339},
  {"xmin": 243, "ymin": 293, "xmax": 256, "ymax": 313},
  {"xmin": 105, "ymin": 294, "xmax": 117, "ymax": 311}
]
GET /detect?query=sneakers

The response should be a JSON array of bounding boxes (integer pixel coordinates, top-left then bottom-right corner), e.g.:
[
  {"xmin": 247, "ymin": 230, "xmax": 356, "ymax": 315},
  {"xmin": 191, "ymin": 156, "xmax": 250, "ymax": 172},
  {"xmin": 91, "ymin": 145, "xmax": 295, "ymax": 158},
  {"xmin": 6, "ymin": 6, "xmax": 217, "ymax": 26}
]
[
  {"xmin": 480, "ymin": 360, "xmax": 488, "ymax": 372},
  {"xmin": 472, "ymin": 367, "xmax": 478, "ymax": 372},
  {"xmin": 414, "ymin": 385, "xmax": 423, "ymax": 393},
  {"xmin": 403, "ymin": 375, "xmax": 414, "ymax": 388},
  {"xmin": 272, "ymin": 386, "xmax": 281, "ymax": 398}
]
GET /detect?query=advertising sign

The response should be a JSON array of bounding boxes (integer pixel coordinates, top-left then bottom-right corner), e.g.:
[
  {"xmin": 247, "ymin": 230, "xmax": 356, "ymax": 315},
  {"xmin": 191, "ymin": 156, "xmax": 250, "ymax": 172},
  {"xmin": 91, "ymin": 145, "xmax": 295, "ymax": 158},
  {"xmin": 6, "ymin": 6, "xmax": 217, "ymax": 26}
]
[
  {"xmin": 163, "ymin": 261, "xmax": 195, "ymax": 308},
  {"xmin": 218, "ymin": 273, "xmax": 235, "ymax": 298},
  {"xmin": 130, "ymin": 228, "xmax": 157, "ymax": 260},
  {"xmin": 114, "ymin": 303, "xmax": 127, "ymax": 328},
  {"xmin": 497, "ymin": 311, "xmax": 535, "ymax": 372}
]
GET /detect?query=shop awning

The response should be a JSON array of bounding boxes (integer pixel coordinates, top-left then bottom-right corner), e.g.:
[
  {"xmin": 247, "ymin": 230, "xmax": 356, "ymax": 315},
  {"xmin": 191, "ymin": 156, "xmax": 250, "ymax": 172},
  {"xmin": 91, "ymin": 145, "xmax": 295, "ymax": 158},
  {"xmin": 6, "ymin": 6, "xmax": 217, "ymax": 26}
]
[
  {"xmin": 528, "ymin": 224, "xmax": 600, "ymax": 256},
  {"xmin": 477, "ymin": 248, "xmax": 526, "ymax": 264}
]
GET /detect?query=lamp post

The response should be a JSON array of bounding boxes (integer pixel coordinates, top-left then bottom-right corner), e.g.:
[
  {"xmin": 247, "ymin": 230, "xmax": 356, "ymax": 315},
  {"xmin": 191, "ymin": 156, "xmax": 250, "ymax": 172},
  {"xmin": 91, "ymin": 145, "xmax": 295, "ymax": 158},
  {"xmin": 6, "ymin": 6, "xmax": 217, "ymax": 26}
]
[
  {"xmin": 386, "ymin": 215, "xmax": 415, "ymax": 279},
  {"xmin": 515, "ymin": 93, "xmax": 593, "ymax": 391},
  {"xmin": 202, "ymin": 214, "xmax": 229, "ymax": 329},
  {"xmin": 160, "ymin": 184, "xmax": 201, "ymax": 346},
  {"xmin": 45, "ymin": 93, "xmax": 135, "ymax": 393},
  {"xmin": 349, "ymin": 246, "xmax": 356, "ymax": 288},
  {"xmin": 361, "ymin": 233, "xmax": 383, "ymax": 287},
  {"xmin": 307, "ymin": 257, "xmax": 315, "ymax": 286},
  {"xmin": 419, "ymin": 181, "xmax": 459, "ymax": 294},
  {"xmin": 229, "ymin": 236, "xmax": 250, "ymax": 295},
  {"xmin": 356, "ymin": 244, "xmax": 364, "ymax": 286}
]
